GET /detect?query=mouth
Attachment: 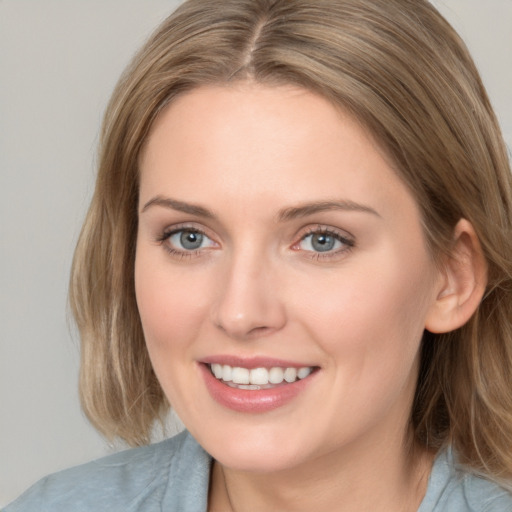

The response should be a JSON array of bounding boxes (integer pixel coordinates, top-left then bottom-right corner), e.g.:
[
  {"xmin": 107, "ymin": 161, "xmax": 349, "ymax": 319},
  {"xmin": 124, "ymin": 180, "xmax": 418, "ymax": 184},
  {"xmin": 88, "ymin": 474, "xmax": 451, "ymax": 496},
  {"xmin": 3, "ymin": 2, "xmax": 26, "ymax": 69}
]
[
  {"xmin": 199, "ymin": 358, "xmax": 319, "ymax": 413},
  {"xmin": 209, "ymin": 363, "xmax": 316, "ymax": 390}
]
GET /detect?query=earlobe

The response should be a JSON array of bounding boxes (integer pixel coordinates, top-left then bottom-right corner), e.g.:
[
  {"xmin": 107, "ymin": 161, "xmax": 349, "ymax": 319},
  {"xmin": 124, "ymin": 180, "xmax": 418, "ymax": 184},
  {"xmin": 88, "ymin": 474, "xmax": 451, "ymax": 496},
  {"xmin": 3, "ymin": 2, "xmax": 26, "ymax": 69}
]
[{"xmin": 425, "ymin": 219, "xmax": 488, "ymax": 334}]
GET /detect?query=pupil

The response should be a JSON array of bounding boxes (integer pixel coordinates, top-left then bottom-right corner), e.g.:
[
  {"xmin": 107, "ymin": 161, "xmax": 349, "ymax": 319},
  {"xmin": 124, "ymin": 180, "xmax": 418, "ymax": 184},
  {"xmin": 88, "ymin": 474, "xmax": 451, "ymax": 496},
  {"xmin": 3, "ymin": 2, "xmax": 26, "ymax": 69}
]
[
  {"xmin": 180, "ymin": 231, "xmax": 203, "ymax": 250},
  {"xmin": 312, "ymin": 233, "xmax": 334, "ymax": 252}
]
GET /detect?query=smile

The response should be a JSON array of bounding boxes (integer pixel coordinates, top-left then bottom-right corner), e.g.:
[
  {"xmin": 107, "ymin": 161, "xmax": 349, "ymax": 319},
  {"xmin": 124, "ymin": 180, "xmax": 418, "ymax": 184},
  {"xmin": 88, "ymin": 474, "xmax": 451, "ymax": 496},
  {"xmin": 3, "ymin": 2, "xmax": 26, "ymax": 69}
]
[
  {"xmin": 200, "ymin": 359, "xmax": 319, "ymax": 413},
  {"xmin": 210, "ymin": 363, "xmax": 314, "ymax": 389}
]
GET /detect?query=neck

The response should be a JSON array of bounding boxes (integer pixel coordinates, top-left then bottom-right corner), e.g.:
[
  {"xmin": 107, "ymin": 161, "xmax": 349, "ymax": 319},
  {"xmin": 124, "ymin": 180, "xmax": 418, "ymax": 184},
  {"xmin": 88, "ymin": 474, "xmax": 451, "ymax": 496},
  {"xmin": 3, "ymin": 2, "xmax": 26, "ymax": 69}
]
[{"xmin": 208, "ymin": 435, "xmax": 434, "ymax": 512}]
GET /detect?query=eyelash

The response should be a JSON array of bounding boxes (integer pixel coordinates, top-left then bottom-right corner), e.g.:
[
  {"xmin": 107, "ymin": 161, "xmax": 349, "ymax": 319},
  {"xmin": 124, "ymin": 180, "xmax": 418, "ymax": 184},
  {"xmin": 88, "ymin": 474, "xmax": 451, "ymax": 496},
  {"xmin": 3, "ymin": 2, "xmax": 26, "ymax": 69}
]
[
  {"xmin": 294, "ymin": 226, "xmax": 355, "ymax": 261},
  {"xmin": 155, "ymin": 224, "xmax": 355, "ymax": 261},
  {"xmin": 156, "ymin": 225, "xmax": 213, "ymax": 260}
]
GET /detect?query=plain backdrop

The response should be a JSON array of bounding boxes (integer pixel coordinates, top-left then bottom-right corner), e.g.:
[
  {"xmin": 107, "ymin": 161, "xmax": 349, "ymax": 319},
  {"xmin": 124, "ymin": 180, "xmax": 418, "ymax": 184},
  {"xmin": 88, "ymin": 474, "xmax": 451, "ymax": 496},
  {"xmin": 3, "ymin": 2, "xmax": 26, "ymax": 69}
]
[{"xmin": 1, "ymin": 0, "xmax": 511, "ymax": 506}]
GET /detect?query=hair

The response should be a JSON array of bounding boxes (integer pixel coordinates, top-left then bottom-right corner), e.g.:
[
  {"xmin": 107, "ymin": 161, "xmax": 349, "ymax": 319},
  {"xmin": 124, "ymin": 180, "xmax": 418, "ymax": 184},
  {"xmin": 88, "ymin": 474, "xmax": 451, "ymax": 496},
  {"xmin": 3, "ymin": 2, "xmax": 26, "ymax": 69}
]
[{"xmin": 70, "ymin": 0, "xmax": 512, "ymax": 484}]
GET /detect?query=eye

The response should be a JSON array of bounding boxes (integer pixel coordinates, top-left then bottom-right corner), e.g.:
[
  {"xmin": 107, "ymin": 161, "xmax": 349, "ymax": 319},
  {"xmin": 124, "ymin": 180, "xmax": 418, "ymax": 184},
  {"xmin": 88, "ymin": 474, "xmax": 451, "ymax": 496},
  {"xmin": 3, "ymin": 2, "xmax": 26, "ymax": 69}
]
[
  {"xmin": 169, "ymin": 229, "xmax": 211, "ymax": 250},
  {"xmin": 159, "ymin": 226, "xmax": 218, "ymax": 256},
  {"xmin": 294, "ymin": 227, "xmax": 354, "ymax": 258},
  {"xmin": 300, "ymin": 232, "xmax": 341, "ymax": 252}
]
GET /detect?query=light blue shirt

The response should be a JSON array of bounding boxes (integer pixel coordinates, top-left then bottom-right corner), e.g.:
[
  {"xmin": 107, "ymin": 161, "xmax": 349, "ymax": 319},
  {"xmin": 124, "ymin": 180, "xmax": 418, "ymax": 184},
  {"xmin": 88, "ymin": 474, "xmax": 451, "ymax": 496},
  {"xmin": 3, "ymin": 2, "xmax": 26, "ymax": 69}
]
[{"xmin": 5, "ymin": 430, "xmax": 512, "ymax": 511}]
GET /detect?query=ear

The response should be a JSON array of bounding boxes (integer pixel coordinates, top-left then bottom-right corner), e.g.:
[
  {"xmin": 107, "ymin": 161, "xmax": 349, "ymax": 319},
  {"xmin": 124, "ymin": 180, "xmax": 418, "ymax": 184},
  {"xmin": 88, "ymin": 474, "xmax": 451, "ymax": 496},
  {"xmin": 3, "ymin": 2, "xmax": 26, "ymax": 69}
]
[{"xmin": 425, "ymin": 219, "xmax": 488, "ymax": 334}]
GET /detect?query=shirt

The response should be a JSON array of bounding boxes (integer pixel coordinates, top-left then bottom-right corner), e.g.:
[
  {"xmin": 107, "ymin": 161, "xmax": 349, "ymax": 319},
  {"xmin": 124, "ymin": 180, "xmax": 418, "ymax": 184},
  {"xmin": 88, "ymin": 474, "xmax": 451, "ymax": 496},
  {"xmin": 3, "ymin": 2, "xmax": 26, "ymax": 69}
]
[{"xmin": 5, "ymin": 430, "xmax": 512, "ymax": 511}]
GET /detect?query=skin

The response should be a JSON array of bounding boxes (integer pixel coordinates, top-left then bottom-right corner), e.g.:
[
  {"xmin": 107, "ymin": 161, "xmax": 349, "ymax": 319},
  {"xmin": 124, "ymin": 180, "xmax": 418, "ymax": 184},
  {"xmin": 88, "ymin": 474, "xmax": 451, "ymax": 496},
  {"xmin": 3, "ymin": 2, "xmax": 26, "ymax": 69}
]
[{"xmin": 135, "ymin": 83, "xmax": 447, "ymax": 511}]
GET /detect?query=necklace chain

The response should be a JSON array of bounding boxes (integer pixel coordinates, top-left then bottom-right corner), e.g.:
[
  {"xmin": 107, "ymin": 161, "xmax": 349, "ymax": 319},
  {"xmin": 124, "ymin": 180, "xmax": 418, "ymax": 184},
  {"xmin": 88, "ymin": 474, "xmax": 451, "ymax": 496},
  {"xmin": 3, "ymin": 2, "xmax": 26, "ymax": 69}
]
[{"xmin": 221, "ymin": 465, "xmax": 236, "ymax": 512}]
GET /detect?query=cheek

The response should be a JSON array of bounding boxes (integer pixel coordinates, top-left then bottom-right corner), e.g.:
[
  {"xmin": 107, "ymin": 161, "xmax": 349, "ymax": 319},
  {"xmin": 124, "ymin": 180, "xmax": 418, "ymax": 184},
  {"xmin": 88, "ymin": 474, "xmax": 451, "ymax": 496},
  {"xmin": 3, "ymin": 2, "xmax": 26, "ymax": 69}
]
[
  {"xmin": 292, "ymin": 250, "xmax": 435, "ymax": 374},
  {"xmin": 134, "ymin": 250, "xmax": 218, "ymax": 416},
  {"xmin": 134, "ymin": 251, "xmax": 210, "ymax": 357}
]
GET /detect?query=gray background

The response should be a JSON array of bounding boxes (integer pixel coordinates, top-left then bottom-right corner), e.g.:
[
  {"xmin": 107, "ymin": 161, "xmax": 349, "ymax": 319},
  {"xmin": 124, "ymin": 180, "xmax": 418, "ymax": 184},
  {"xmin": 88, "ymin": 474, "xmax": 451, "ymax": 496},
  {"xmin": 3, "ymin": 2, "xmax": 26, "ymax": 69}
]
[{"xmin": 1, "ymin": 0, "xmax": 511, "ymax": 506}]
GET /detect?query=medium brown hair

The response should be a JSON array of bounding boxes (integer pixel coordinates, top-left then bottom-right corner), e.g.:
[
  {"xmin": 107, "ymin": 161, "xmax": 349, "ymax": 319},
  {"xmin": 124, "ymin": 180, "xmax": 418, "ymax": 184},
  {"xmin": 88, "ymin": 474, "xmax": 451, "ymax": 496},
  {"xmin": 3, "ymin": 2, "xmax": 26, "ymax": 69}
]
[{"xmin": 70, "ymin": 0, "xmax": 512, "ymax": 482}]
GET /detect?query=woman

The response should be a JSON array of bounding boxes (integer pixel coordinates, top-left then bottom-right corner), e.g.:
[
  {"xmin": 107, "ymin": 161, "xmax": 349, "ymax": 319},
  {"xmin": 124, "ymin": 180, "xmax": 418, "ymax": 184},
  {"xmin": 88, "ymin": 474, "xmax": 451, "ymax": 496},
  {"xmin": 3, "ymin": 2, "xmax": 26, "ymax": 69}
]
[{"xmin": 6, "ymin": 0, "xmax": 512, "ymax": 510}]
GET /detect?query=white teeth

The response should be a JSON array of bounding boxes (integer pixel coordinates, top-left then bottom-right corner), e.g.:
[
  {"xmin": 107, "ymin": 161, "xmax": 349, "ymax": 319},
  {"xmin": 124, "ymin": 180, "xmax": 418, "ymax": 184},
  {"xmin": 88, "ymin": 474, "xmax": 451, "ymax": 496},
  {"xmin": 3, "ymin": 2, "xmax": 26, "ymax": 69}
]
[
  {"xmin": 283, "ymin": 367, "xmax": 297, "ymax": 383},
  {"xmin": 222, "ymin": 364, "xmax": 232, "ymax": 382},
  {"xmin": 237, "ymin": 384, "xmax": 261, "ymax": 390},
  {"xmin": 210, "ymin": 364, "xmax": 314, "ymax": 387},
  {"xmin": 250, "ymin": 368, "xmax": 269, "ymax": 385},
  {"xmin": 297, "ymin": 367, "xmax": 312, "ymax": 379},
  {"xmin": 232, "ymin": 367, "xmax": 250, "ymax": 384},
  {"xmin": 211, "ymin": 363, "xmax": 223, "ymax": 379},
  {"xmin": 268, "ymin": 367, "xmax": 284, "ymax": 384}
]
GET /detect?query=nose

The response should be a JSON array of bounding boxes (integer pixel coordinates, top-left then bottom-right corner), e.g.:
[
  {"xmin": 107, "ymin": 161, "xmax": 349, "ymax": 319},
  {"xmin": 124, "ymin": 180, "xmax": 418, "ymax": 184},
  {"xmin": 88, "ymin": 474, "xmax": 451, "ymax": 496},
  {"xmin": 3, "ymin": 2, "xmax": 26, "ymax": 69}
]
[{"xmin": 211, "ymin": 251, "xmax": 287, "ymax": 341}]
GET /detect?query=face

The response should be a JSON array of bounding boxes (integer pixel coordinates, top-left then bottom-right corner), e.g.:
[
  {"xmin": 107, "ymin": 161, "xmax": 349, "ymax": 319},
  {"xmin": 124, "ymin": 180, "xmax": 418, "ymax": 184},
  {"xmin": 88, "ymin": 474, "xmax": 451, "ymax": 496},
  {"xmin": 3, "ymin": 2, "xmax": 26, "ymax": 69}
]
[{"xmin": 135, "ymin": 84, "xmax": 442, "ymax": 473}]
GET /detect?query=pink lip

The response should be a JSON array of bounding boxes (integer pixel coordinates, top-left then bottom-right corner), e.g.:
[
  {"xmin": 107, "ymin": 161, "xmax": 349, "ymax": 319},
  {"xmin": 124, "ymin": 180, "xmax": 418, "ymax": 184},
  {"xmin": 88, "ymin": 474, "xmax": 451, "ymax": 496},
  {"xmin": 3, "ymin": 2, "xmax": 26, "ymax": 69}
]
[{"xmin": 198, "ymin": 361, "xmax": 318, "ymax": 414}]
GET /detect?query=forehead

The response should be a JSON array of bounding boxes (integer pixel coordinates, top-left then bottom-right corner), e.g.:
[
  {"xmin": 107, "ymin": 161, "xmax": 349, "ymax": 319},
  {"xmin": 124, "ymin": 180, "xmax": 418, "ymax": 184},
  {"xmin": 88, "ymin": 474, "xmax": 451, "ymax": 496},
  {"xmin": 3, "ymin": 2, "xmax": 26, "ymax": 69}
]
[{"xmin": 138, "ymin": 83, "xmax": 418, "ymax": 224}]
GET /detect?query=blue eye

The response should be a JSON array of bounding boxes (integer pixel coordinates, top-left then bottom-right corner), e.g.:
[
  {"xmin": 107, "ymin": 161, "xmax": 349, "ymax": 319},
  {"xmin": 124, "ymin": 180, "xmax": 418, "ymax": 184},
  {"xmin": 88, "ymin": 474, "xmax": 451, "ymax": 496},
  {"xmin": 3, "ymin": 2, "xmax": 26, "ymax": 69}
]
[
  {"xmin": 166, "ymin": 228, "xmax": 216, "ymax": 252},
  {"xmin": 298, "ymin": 229, "xmax": 353, "ymax": 255}
]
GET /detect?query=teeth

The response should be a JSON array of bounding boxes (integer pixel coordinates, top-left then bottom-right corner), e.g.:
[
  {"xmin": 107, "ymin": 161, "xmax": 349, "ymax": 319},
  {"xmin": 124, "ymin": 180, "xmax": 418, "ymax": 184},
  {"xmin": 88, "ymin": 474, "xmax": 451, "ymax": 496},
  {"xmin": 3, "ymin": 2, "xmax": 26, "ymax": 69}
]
[
  {"xmin": 283, "ymin": 367, "xmax": 297, "ymax": 383},
  {"xmin": 250, "ymin": 368, "xmax": 269, "ymax": 385},
  {"xmin": 269, "ymin": 367, "xmax": 284, "ymax": 384},
  {"xmin": 232, "ymin": 367, "xmax": 250, "ymax": 384},
  {"xmin": 297, "ymin": 367, "xmax": 312, "ymax": 379},
  {"xmin": 222, "ymin": 364, "xmax": 232, "ymax": 382},
  {"xmin": 236, "ymin": 384, "xmax": 261, "ymax": 390},
  {"xmin": 210, "ymin": 364, "xmax": 314, "ymax": 386},
  {"xmin": 211, "ymin": 363, "xmax": 223, "ymax": 379}
]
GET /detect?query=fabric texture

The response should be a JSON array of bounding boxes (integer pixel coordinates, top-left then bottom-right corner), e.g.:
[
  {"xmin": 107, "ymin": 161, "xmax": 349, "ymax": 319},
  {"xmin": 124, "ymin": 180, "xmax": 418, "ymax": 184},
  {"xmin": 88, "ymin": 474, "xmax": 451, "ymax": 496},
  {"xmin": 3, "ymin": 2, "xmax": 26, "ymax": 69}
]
[
  {"xmin": 417, "ymin": 449, "xmax": 512, "ymax": 512},
  {"xmin": 5, "ymin": 430, "xmax": 512, "ymax": 511},
  {"xmin": 4, "ymin": 430, "xmax": 210, "ymax": 512}
]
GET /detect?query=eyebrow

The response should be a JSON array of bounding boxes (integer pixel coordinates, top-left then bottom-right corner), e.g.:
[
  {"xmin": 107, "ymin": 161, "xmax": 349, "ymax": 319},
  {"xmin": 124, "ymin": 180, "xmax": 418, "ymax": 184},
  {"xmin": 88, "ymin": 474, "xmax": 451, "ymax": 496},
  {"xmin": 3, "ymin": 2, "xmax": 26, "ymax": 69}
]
[
  {"xmin": 141, "ymin": 195, "xmax": 380, "ymax": 220},
  {"xmin": 141, "ymin": 196, "xmax": 215, "ymax": 218},
  {"xmin": 277, "ymin": 200, "xmax": 380, "ymax": 221}
]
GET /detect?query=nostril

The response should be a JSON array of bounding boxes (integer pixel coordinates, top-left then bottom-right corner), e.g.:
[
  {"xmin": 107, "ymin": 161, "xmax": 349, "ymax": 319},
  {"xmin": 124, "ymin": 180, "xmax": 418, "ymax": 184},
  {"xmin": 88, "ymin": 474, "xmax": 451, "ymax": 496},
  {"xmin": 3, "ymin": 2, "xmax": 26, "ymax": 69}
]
[
  {"xmin": 214, "ymin": 322, "xmax": 276, "ymax": 341},
  {"xmin": 210, "ymin": 276, "xmax": 287, "ymax": 339},
  {"xmin": 249, "ymin": 325, "xmax": 271, "ymax": 335}
]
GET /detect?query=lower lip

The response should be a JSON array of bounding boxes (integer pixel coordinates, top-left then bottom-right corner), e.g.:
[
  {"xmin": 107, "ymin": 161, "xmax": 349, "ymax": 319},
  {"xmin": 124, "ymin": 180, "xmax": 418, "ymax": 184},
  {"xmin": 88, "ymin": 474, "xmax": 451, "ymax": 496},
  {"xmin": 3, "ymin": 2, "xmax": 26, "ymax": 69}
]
[{"xmin": 199, "ymin": 364, "xmax": 316, "ymax": 413}]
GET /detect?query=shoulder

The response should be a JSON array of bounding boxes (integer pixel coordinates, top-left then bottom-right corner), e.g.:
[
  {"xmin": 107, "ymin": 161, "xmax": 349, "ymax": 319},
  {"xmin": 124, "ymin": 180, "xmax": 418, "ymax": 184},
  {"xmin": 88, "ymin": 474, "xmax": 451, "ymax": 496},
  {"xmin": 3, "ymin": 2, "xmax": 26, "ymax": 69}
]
[
  {"xmin": 419, "ymin": 447, "xmax": 512, "ymax": 512},
  {"xmin": 4, "ymin": 430, "xmax": 212, "ymax": 512}
]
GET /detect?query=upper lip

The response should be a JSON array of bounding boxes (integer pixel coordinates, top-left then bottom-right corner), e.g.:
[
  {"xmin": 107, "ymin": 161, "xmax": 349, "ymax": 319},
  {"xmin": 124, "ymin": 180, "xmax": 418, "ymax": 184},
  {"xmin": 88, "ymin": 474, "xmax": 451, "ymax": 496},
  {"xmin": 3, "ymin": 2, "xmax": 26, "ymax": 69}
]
[{"xmin": 200, "ymin": 355, "xmax": 317, "ymax": 369}]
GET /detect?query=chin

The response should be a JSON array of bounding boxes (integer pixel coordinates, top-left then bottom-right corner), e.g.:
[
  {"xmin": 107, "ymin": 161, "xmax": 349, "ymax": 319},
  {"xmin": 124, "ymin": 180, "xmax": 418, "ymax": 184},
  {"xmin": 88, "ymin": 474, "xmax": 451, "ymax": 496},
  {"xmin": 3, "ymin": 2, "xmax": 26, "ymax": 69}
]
[
  {"xmin": 192, "ymin": 422, "xmax": 314, "ymax": 473},
  {"xmin": 214, "ymin": 446, "xmax": 307, "ymax": 474}
]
